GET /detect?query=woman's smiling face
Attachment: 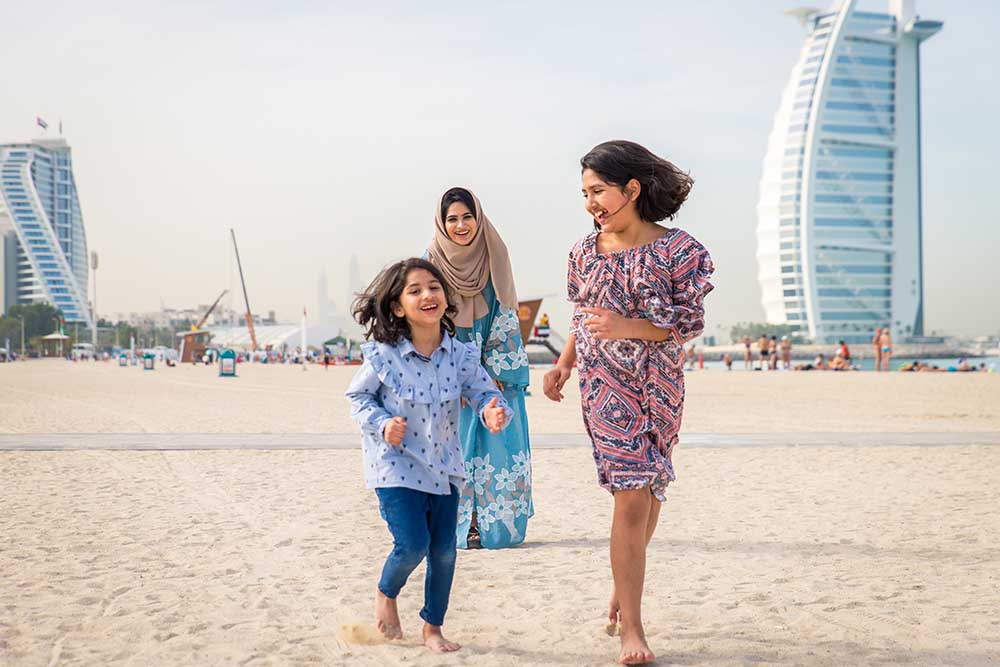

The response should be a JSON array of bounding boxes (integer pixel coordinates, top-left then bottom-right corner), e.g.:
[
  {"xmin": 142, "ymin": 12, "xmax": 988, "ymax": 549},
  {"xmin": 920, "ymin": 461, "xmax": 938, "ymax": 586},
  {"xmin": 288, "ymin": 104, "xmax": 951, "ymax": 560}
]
[{"xmin": 444, "ymin": 202, "xmax": 477, "ymax": 246}]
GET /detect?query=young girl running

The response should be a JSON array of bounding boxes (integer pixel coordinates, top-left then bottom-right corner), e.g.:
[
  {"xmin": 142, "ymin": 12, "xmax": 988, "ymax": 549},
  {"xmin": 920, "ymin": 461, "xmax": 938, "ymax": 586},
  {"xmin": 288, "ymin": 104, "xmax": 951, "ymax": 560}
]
[
  {"xmin": 543, "ymin": 140, "xmax": 714, "ymax": 665},
  {"xmin": 346, "ymin": 257, "xmax": 511, "ymax": 653}
]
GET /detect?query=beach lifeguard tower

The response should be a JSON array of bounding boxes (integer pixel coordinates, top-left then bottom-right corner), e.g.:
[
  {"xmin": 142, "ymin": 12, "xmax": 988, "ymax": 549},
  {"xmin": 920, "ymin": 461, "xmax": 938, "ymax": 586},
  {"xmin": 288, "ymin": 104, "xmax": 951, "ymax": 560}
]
[
  {"xmin": 177, "ymin": 329, "xmax": 212, "ymax": 364},
  {"xmin": 517, "ymin": 298, "xmax": 561, "ymax": 361},
  {"xmin": 175, "ymin": 289, "xmax": 226, "ymax": 363}
]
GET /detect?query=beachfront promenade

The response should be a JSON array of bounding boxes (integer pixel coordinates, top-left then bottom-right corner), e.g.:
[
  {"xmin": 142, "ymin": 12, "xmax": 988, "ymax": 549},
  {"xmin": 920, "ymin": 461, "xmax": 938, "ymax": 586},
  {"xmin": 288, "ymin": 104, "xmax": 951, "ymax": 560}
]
[{"xmin": 2, "ymin": 360, "xmax": 999, "ymax": 666}]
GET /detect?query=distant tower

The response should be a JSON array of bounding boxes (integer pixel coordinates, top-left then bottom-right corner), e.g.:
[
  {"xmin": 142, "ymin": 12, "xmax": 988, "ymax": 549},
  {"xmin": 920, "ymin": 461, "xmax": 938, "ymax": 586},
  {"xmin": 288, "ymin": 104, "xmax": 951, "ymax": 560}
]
[
  {"xmin": 318, "ymin": 269, "xmax": 330, "ymax": 324},
  {"xmin": 347, "ymin": 254, "xmax": 361, "ymax": 311},
  {"xmin": 755, "ymin": 0, "xmax": 941, "ymax": 343}
]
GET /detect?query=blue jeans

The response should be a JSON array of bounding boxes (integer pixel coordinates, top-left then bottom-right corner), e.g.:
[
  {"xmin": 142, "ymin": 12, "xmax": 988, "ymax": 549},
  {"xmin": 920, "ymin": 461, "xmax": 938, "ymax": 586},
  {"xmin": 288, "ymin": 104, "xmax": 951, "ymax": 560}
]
[{"xmin": 375, "ymin": 485, "xmax": 459, "ymax": 627}]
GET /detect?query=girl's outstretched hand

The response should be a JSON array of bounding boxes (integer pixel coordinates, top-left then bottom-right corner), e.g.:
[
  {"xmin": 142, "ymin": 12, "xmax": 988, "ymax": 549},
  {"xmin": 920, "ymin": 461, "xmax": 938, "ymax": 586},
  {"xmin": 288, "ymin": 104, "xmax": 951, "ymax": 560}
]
[
  {"xmin": 580, "ymin": 307, "xmax": 632, "ymax": 340},
  {"xmin": 383, "ymin": 416, "xmax": 407, "ymax": 446},
  {"xmin": 543, "ymin": 365, "xmax": 572, "ymax": 402},
  {"xmin": 483, "ymin": 397, "xmax": 507, "ymax": 434}
]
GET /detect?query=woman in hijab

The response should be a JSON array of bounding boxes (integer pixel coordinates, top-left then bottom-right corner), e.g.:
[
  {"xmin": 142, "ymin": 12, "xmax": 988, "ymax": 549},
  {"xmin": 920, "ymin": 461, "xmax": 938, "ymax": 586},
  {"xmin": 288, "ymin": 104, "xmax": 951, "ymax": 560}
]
[{"xmin": 426, "ymin": 187, "xmax": 532, "ymax": 549}]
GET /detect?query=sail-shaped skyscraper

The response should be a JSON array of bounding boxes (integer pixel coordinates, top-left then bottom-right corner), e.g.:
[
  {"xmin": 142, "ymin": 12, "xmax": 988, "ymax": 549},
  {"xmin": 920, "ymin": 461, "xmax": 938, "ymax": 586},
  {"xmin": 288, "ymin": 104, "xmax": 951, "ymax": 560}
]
[
  {"xmin": 756, "ymin": 0, "xmax": 941, "ymax": 343},
  {"xmin": 0, "ymin": 137, "xmax": 93, "ymax": 328}
]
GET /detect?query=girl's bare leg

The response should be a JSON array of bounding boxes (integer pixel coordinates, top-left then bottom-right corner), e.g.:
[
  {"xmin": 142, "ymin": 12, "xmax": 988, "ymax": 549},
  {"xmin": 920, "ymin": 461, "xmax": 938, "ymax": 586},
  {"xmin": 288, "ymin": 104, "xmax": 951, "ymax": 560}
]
[
  {"xmin": 609, "ymin": 499, "xmax": 661, "ymax": 626},
  {"xmin": 610, "ymin": 489, "xmax": 656, "ymax": 665}
]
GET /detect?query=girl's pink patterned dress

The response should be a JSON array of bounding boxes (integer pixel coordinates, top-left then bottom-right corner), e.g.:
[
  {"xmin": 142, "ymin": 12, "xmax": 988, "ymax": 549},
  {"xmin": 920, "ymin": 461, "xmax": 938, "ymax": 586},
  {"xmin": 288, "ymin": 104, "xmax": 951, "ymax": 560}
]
[{"xmin": 567, "ymin": 229, "xmax": 714, "ymax": 501}]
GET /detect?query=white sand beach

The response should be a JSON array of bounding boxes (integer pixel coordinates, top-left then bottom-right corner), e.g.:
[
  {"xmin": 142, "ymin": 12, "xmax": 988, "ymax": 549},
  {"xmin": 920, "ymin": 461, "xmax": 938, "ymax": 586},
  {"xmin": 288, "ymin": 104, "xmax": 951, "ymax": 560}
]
[
  {"xmin": 1, "ymin": 360, "xmax": 999, "ymax": 666},
  {"xmin": 1, "ymin": 359, "xmax": 998, "ymax": 435}
]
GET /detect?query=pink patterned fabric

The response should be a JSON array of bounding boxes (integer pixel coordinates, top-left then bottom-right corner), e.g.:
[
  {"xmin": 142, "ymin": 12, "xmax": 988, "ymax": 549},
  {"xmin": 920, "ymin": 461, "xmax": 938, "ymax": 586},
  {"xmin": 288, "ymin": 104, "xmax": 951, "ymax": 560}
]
[{"xmin": 567, "ymin": 229, "xmax": 714, "ymax": 500}]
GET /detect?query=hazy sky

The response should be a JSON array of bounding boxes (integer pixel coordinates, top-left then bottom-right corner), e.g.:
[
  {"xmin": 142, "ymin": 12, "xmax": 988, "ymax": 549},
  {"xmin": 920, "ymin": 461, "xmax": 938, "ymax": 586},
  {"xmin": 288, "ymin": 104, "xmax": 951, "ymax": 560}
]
[{"xmin": 2, "ymin": 0, "xmax": 997, "ymax": 337}]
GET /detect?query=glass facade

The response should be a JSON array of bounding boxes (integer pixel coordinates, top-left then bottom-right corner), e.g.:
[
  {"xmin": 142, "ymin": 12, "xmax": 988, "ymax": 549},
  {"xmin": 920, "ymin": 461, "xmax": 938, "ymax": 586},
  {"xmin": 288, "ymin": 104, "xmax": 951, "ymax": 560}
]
[
  {"xmin": 0, "ymin": 138, "xmax": 92, "ymax": 326},
  {"xmin": 756, "ymin": 0, "xmax": 940, "ymax": 344}
]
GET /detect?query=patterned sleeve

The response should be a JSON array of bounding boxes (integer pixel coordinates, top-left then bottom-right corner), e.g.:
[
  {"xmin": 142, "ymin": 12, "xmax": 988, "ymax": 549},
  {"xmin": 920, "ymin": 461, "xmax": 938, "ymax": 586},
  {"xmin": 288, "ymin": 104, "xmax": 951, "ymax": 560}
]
[
  {"xmin": 566, "ymin": 238, "xmax": 586, "ymax": 336},
  {"xmin": 344, "ymin": 352, "xmax": 393, "ymax": 443},
  {"xmin": 641, "ymin": 231, "xmax": 714, "ymax": 345}
]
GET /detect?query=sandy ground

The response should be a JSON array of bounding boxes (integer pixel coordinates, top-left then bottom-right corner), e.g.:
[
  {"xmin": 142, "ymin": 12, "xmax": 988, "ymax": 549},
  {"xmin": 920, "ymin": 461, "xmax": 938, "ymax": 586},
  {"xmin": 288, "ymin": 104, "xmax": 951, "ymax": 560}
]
[
  {"xmin": 1, "ymin": 359, "xmax": 998, "ymax": 434},
  {"xmin": 1, "ymin": 360, "xmax": 999, "ymax": 666},
  {"xmin": 2, "ymin": 447, "xmax": 999, "ymax": 666}
]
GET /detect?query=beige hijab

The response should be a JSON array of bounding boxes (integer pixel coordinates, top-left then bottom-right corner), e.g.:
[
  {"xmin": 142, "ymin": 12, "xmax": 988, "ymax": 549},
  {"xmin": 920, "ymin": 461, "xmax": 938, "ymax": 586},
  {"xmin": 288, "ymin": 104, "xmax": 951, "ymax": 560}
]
[{"xmin": 426, "ymin": 188, "xmax": 518, "ymax": 328}]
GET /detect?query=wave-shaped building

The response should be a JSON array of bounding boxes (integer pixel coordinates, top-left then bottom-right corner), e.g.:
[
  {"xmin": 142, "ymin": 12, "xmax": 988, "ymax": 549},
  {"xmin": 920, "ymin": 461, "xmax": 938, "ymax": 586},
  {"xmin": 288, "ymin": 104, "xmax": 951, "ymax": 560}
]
[
  {"xmin": 0, "ymin": 138, "xmax": 93, "ymax": 327},
  {"xmin": 756, "ymin": 0, "xmax": 941, "ymax": 344}
]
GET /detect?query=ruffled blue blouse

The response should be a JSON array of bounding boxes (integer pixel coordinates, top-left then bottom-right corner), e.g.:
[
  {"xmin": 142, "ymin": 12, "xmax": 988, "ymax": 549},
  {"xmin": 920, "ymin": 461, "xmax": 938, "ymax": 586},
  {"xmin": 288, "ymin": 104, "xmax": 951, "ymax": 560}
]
[{"xmin": 346, "ymin": 333, "xmax": 511, "ymax": 495}]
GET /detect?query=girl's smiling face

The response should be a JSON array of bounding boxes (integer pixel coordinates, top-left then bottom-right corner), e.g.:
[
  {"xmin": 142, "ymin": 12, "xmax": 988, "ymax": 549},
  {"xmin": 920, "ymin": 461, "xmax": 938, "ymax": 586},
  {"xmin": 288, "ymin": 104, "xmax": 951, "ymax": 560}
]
[
  {"xmin": 444, "ymin": 202, "xmax": 478, "ymax": 246},
  {"xmin": 581, "ymin": 168, "xmax": 639, "ymax": 232},
  {"xmin": 392, "ymin": 268, "xmax": 448, "ymax": 329}
]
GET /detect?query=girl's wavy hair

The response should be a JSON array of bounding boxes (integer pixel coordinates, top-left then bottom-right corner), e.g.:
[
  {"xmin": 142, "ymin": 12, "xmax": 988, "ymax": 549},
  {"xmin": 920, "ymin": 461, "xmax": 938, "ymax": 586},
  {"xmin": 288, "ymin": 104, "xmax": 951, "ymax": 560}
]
[
  {"xmin": 351, "ymin": 257, "xmax": 457, "ymax": 344},
  {"xmin": 581, "ymin": 140, "xmax": 693, "ymax": 229}
]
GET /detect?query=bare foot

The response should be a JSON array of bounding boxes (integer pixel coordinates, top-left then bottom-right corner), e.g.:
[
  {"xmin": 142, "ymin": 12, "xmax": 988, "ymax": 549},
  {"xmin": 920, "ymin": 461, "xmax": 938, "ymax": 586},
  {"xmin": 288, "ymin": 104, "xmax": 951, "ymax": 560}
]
[
  {"xmin": 374, "ymin": 589, "xmax": 402, "ymax": 640},
  {"xmin": 423, "ymin": 623, "xmax": 460, "ymax": 653},
  {"xmin": 618, "ymin": 630, "xmax": 655, "ymax": 665},
  {"xmin": 608, "ymin": 586, "xmax": 620, "ymax": 626}
]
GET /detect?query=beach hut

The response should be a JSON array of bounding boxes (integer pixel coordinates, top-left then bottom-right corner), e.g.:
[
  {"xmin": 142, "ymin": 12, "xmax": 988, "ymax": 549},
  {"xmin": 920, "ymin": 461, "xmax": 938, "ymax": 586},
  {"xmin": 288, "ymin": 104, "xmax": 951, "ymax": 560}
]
[{"xmin": 40, "ymin": 331, "xmax": 70, "ymax": 358}]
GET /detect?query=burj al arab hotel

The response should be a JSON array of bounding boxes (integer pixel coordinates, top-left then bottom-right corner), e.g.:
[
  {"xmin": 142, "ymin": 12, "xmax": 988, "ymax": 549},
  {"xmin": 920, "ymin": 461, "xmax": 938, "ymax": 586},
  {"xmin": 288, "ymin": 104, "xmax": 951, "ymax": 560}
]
[{"xmin": 755, "ymin": 0, "xmax": 941, "ymax": 344}]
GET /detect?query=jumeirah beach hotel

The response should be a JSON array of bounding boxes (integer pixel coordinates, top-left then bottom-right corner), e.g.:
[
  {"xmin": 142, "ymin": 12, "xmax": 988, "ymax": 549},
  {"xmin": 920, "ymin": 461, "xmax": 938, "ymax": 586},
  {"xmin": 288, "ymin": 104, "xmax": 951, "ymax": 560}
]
[{"xmin": 0, "ymin": 136, "xmax": 93, "ymax": 328}]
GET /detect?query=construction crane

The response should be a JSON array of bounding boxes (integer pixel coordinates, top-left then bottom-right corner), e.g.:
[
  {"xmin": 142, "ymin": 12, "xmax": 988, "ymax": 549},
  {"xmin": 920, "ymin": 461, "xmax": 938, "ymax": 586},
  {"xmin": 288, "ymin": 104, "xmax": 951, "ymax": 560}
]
[
  {"xmin": 193, "ymin": 289, "xmax": 228, "ymax": 331},
  {"xmin": 230, "ymin": 229, "xmax": 258, "ymax": 350}
]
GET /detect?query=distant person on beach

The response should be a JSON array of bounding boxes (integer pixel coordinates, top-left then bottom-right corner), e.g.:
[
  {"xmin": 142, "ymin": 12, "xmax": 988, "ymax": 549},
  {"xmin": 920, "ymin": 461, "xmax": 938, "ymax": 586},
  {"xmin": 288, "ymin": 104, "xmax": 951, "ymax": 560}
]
[
  {"xmin": 879, "ymin": 327, "xmax": 893, "ymax": 372},
  {"xmin": 742, "ymin": 335, "xmax": 752, "ymax": 370},
  {"xmin": 902, "ymin": 360, "xmax": 943, "ymax": 372},
  {"xmin": 425, "ymin": 187, "xmax": 532, "ymax": 550},
  {"xmin": 757, "ymin": 334, "xmax": 769, "ymax": 370},
  {"xmin": 346, "ymin": 258, "xmax": 510, "ymax": 652},
  {"xmin": 723, "ymin": 352, "xmax": 733, "ymax": 370},
  {"xmin": 830, "ymin": 351, "xmax": 851, "ymax": 371},
  {"xmin": 687, "ymin": 344, "xmax": 696, "ymax": 370},
  {"xmin": 873, "ymin": 327, "xmax": 883, "ymax": 371},
  {"xmin": 780, "ymin": 335, "xmax": 792, "ymax": 370},
  {"xmin": 839, "ymin": 339, "xmax": 851, "ymax": 362},
  {"xmin": 542, "ymin": 140, "xmax": 714, "ymax": 665},
  {"xmin": 769, "ymin": 335, "xmax": 778, "ymax": 370}
]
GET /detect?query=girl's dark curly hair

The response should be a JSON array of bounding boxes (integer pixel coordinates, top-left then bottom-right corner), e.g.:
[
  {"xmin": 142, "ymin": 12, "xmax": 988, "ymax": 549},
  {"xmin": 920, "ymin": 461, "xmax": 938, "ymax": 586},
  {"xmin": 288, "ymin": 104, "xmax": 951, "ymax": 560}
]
[
  {"xmin": 351, "ymin": 257, "xmax": 457, "ymax": 344},
  {"xmin": 581, "ymin": 140, "xmax": 693, "ymax": 228}
]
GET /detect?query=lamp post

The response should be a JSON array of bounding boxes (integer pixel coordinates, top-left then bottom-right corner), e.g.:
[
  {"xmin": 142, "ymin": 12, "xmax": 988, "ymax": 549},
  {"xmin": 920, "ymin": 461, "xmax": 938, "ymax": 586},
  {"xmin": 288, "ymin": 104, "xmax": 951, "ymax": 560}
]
[
  {"xmin": 11, "ymin": 315, "xmax": 25, "ymax": 357},
  {"xmin": 91, "ymin": 251, "xmax": 99, "ymax": 347}
]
